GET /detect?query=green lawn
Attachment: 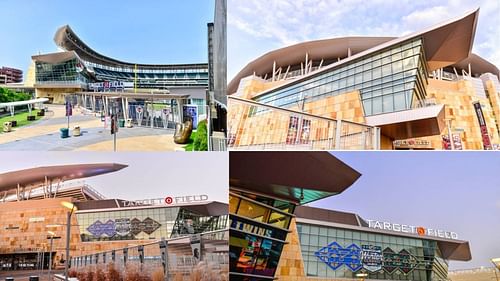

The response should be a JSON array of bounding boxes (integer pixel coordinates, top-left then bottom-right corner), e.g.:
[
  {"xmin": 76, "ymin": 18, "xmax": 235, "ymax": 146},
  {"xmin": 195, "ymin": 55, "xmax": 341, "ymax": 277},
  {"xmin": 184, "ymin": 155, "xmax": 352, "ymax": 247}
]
[
  {"xmin": 0, "ymin": 110, "xmax": 41, "ymax": 133},
  {"xmin": 183, "ymin": 130, "xmax": 197, "ymax": 151}
]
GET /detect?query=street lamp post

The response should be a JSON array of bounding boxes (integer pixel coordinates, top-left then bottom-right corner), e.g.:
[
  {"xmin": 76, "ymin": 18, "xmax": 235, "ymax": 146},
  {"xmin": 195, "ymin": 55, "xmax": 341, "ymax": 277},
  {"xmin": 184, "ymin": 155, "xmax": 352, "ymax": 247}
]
[
  {"xmin": 47, "ymin": 231, "xmax": 55, "ymax": 281},
  {"xmin": 61, "ymin": 201, "xmax": 77, "ymax": 281}
]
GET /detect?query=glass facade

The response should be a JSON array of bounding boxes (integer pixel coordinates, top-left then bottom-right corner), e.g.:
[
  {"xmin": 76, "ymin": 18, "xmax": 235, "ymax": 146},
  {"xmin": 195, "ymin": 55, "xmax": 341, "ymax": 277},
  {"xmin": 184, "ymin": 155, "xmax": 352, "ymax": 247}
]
[
  {"xmin": 252, "ymin": 38, "xmax": 429, "ymax": 116},
  {"xmin": 229, "ymin": 192, "xmax": 294, "ymax": 280},
  {"xmin": 76, "ymin": 206, "xmax": 228, "ymax": 242},
  {"xmin": 297, "ymin": 223, "xmax": 448, "ymax": 281},
  {"xmin": 35, "ymin": 58, "xmax": 90, "ymax": 86}
]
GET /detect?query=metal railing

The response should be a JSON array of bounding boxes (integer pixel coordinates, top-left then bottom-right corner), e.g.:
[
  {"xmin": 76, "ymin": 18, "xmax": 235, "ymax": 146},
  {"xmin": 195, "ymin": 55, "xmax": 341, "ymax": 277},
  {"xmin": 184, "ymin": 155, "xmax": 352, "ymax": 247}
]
[
  {"xmin": 227, "ymin": 96, "xmax": 380, "ymax": 150},
  {"xmin": 71, "ymin": 229, "xmax": 228, "ymax": 280}
]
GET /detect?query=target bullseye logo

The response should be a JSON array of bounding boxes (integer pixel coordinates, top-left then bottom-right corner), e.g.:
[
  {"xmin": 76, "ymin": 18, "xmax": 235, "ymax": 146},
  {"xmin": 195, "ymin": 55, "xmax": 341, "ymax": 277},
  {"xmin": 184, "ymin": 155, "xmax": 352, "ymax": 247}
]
[
  {"xmin": 417, "ymin": 227, "xmax": 426, "ymax": 236},
  {"xmin": 165, "ymin": 197, "xmax": 173, "ymax": 204}
]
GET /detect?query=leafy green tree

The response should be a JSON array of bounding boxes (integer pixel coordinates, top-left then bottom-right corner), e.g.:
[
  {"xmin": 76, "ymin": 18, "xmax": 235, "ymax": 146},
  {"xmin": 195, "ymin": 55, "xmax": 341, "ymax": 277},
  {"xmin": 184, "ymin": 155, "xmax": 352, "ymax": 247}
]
[{"xmin": 193, "ymin": 120, "xmax": 208, "ymax": 151}]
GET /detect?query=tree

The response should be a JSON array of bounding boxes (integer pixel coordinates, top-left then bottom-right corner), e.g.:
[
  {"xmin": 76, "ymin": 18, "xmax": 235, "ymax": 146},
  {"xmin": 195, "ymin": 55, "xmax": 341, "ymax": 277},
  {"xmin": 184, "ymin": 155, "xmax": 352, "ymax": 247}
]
[{"xmin": 193, "ymin": 120, "xmax": 208, "ymax": 151}]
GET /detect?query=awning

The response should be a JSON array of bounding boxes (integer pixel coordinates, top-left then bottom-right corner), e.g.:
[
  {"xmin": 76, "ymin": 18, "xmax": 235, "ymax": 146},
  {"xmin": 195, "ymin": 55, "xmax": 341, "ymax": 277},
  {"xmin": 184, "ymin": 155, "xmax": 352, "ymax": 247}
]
[
  {"xmin": 365, "ymin": 105, "xmax": 446, "ymax": 139},
  {"xmin": 230, "ymin": 151, "xmax": 361, "ymax": 205}
]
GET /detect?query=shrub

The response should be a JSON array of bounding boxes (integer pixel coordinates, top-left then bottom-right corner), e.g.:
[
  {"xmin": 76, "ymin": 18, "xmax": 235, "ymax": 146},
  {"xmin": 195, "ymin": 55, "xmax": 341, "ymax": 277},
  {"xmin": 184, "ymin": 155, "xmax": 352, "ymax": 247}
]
[
  {"xmin": 106, "ymin": 263, "xmax": 122, "ymax": 281},
  {"xmin": 193, "ymin": 120, "xmax": 208, "ymax": 151},
  {"xmin": 151, "ymin": 268, "xmax": 164, "ymax": 281}
]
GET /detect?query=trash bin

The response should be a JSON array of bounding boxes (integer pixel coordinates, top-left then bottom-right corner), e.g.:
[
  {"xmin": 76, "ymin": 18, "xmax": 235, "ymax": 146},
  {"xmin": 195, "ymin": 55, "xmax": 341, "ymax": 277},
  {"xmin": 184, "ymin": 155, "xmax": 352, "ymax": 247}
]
[
  {"xmin": 60, "ymin": 128, "xmax": 69, "ymax": 138},
  {"xmin": 29, "ymin": 276, "xmax": 39, "ymax": 281},
  {"xmin": 5, "ymin": 277, "xmax": 14, "ymax": 281},
  {"xmin": 118, "ymin": 119, "xmax": 125, "ymax": 128},
  {"xmin": 10, "ymin": 120, "xmax": 17, "ymax": 127},
  {"xmin": 27, "ymin": 115, "xmax": 36, "ymax": 121},
  {"xmin": 126, "ymin": 118, "xmax": 133, "ymax": 128},
  {"xmin": 73, "ymin": 126, "xmax": 81, "ymax": 137},
  {"xmin": 3, "ymin": 122, "xmax": 12, "ymax": 133}
]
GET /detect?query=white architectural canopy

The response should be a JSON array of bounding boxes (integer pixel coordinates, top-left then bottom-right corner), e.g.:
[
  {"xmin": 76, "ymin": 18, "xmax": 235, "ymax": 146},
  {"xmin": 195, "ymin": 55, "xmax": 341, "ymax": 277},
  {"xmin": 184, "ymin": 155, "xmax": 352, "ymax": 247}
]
[{"xmin": 0, "ymin": 97, "xmax": 49, "ymax": 116}]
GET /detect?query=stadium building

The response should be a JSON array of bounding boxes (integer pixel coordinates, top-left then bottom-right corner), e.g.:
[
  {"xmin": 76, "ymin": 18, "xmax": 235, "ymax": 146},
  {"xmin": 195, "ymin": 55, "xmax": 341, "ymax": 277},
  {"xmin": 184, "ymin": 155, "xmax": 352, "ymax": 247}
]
[
  {"xmin": 227, "ymin": 9, "xmax": 500, "ymax": 150},
  {"xmin": 229, "ymin": 152, "xmax": 471, "ymax": 281},
  {"xmin": 22, "ymin": 25, "xmax": 210, "ymax": 128},
  {"xmin": 0, "ymin": 163, "xmax": 228, "ymax": 271}
]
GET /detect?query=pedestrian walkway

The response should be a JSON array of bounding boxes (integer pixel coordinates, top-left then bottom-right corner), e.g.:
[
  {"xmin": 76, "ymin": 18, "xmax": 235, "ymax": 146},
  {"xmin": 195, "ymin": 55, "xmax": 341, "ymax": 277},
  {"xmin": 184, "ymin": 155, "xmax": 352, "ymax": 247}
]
[{"xmin": 0, "ymin": 104, "xmax": 184, "ymax": 151}]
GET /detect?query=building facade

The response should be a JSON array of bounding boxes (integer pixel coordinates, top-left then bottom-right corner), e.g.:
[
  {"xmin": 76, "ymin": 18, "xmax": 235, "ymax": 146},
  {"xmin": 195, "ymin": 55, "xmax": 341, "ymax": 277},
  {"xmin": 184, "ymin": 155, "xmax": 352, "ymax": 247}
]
[
  {"xmin": 228, "ymin": 9, "xmax": 500, "ymax": 150},
  {"xmin": 228, "ymin": 152, "xmax": 471, "ymax": 281},
  {"xmin": 0, "ymin": 67, "xmax": 23, "ymax": 84},
  {"xmin": 276, "ymin": 206, "xmax": 470, "ymax": 281},
  {"xmin": 229, "ymin": 152, "xmax": 362, "ymax": 280}
]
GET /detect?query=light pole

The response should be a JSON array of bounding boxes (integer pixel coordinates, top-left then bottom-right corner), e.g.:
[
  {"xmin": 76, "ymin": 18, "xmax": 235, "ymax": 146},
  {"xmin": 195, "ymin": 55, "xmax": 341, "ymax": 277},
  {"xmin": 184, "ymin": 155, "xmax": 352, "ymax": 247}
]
[
  {"xmin": 61, "ymin": 201, "xmax": 77, "ymax": 281},
  {"xmin": 47, "ymin": 231, "xmax": 55, "ymax": 281}
]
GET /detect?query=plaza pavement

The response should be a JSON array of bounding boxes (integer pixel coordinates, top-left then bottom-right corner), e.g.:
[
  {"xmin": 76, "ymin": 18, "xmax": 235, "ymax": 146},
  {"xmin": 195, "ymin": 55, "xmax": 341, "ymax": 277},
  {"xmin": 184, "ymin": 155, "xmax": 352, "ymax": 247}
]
[{"xmin": 0, "ymin": 105, "xmax": 185, "ymax": 151}]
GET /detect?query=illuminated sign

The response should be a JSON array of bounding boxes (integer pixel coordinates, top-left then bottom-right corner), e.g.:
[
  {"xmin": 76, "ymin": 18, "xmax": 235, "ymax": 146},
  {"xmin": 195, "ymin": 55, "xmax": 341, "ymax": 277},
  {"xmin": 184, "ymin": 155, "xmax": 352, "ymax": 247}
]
[
  {"xmin": 367, "ymin": 220, "xmax": 458, "ymax": 239},
  {"xmin": 122, "ymin": 195, "xmax": 209, "ymax": 207}
]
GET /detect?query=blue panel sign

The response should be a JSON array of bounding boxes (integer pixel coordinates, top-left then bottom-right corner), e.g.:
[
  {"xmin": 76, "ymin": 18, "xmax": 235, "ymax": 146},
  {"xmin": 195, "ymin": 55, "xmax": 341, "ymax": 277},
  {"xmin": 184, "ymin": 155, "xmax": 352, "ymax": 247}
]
[
  {"xmin": 315, "ymin": 242, "xmax": 362, "ymax": 271},
  {"xmin": 316, "ymin": 242, "xmax": 417, "ymax": 275}
]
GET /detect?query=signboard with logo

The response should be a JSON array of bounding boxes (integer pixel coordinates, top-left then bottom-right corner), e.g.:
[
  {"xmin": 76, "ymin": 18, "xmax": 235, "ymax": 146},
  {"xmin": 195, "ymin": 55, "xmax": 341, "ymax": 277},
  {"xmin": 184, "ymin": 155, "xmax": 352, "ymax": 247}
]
[
  {"xmin": 183, "ymin": 105, "xmax": 198, "ymax": 129},
  {"xmin": 367, "ymin": 219, "xmax": 458, "ymax": 239},
  {"xmin": 316, "ymin": 242, "xmax": 418, "ymax": 275},
  {"xmin": 87, "ymin": 217, "xmax": 160, "ymax": 238},
  {"xmin": 394, "ymin": 139, "xmax": 432, "ymax": 149},
  {"xmin": 473, "ymin": 101, "xmax": 492, "ymax": 150},
  {"xmin": 121, "ymin": 195, "xmax": 209, "ymax": 207},
  {"xmin": 88, "ymin": 81, "xmax": 133, "ymax": 91}
]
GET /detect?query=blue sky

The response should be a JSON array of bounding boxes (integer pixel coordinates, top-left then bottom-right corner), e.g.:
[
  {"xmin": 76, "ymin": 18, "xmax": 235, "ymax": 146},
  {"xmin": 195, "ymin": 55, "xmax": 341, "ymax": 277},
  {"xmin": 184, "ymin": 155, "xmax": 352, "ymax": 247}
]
[
  {"xmin": 228, "ymin": 0, "xmax": 500, "ymax": 80},
  {"xmin": 0, "ymin": 0, "xmax": 215, "ymax": 75},
  {"xmin": 311, "ymin": 152, "xmax": 500, "ymax": 271}
]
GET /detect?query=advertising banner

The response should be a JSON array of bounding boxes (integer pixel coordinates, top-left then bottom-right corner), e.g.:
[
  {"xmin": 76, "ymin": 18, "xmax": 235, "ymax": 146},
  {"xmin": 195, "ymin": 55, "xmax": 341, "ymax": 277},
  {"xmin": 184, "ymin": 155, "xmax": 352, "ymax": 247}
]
[
  {"xmin": 473, "ymin": 101, "xmax": 493, "ymax": 150},
  {"xmin": 286, "ymin": 116, "xmax": 299, "ymax": 144},
  {"xmin": 65, "ymin": 100, "xmax": 72, "ymax": 117},
  {"xmin": 300, "ymin": 119, "xmax": 311, "ymax": 144},
  {"xmin": 190, "ymin": 234, "xmax": 201, "ymax": 261},
  {"xmin": 183, "ymin": 105, "xmax": 198, "ymax": 129},
  {"xmin": 115, "ymin": 218, "xmax": 130, "ymax": 236},
  {"xmin": 316, "ymin": 242, "xmax": 418, "ymax": 275}
]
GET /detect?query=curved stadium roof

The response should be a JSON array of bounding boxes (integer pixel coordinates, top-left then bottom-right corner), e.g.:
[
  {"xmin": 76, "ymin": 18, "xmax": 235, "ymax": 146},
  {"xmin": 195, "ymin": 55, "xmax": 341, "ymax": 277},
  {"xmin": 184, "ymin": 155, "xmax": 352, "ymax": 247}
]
[
  {"xmin": 228, "ymin": 9, "xmax": 499, "ymax": 94},
  {"xmin": 0, "ymin": 163, "xmax": 128, "ymax": 193},
  {"xmin": 54, "ymin": 25, "xmax": 207, "ymax": 70}
]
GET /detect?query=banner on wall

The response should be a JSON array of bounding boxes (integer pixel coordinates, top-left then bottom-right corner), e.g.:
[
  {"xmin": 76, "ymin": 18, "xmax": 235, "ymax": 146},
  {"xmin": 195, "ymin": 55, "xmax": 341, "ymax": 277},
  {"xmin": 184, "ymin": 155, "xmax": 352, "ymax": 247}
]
[
  {"xmin": 316, "ymin": 242, "xmax": 418, "ymax": 275},
  {"xmin": 183, "ymin": 105, "xmax": 198, "ymax": 129},
  {"xmin": 286, "ymin": 116, "xmax": 299, "ymax": 144},
  {"xmin": 361, "ymin": 245, "xmax": 382, "ymax": 272},
  {"xmin": 473, "ymin": 101, "xmax": 492, "ymax": 150},
  {"xmin": 190, "ymin": 234, "xmax": 201, "ymax": 261},
  {"xmin": 87, "ymin": 217, "xmax": 160, "ymax": 238}
]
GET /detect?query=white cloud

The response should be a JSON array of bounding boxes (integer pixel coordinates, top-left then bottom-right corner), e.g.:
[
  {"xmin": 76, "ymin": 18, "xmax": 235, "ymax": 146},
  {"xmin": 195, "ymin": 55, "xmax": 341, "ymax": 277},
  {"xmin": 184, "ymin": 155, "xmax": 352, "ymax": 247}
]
[{"xmin": 228, "ymin": 0, "xmax": 500, "ymax": 79}]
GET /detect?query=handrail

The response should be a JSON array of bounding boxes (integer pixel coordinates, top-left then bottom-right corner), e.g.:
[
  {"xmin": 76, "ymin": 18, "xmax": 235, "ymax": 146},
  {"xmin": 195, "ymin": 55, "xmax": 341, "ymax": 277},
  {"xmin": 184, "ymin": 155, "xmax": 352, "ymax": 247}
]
[{"xmin": 229, "ymin": 95, "xmax": 376, "ymax": 128}]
